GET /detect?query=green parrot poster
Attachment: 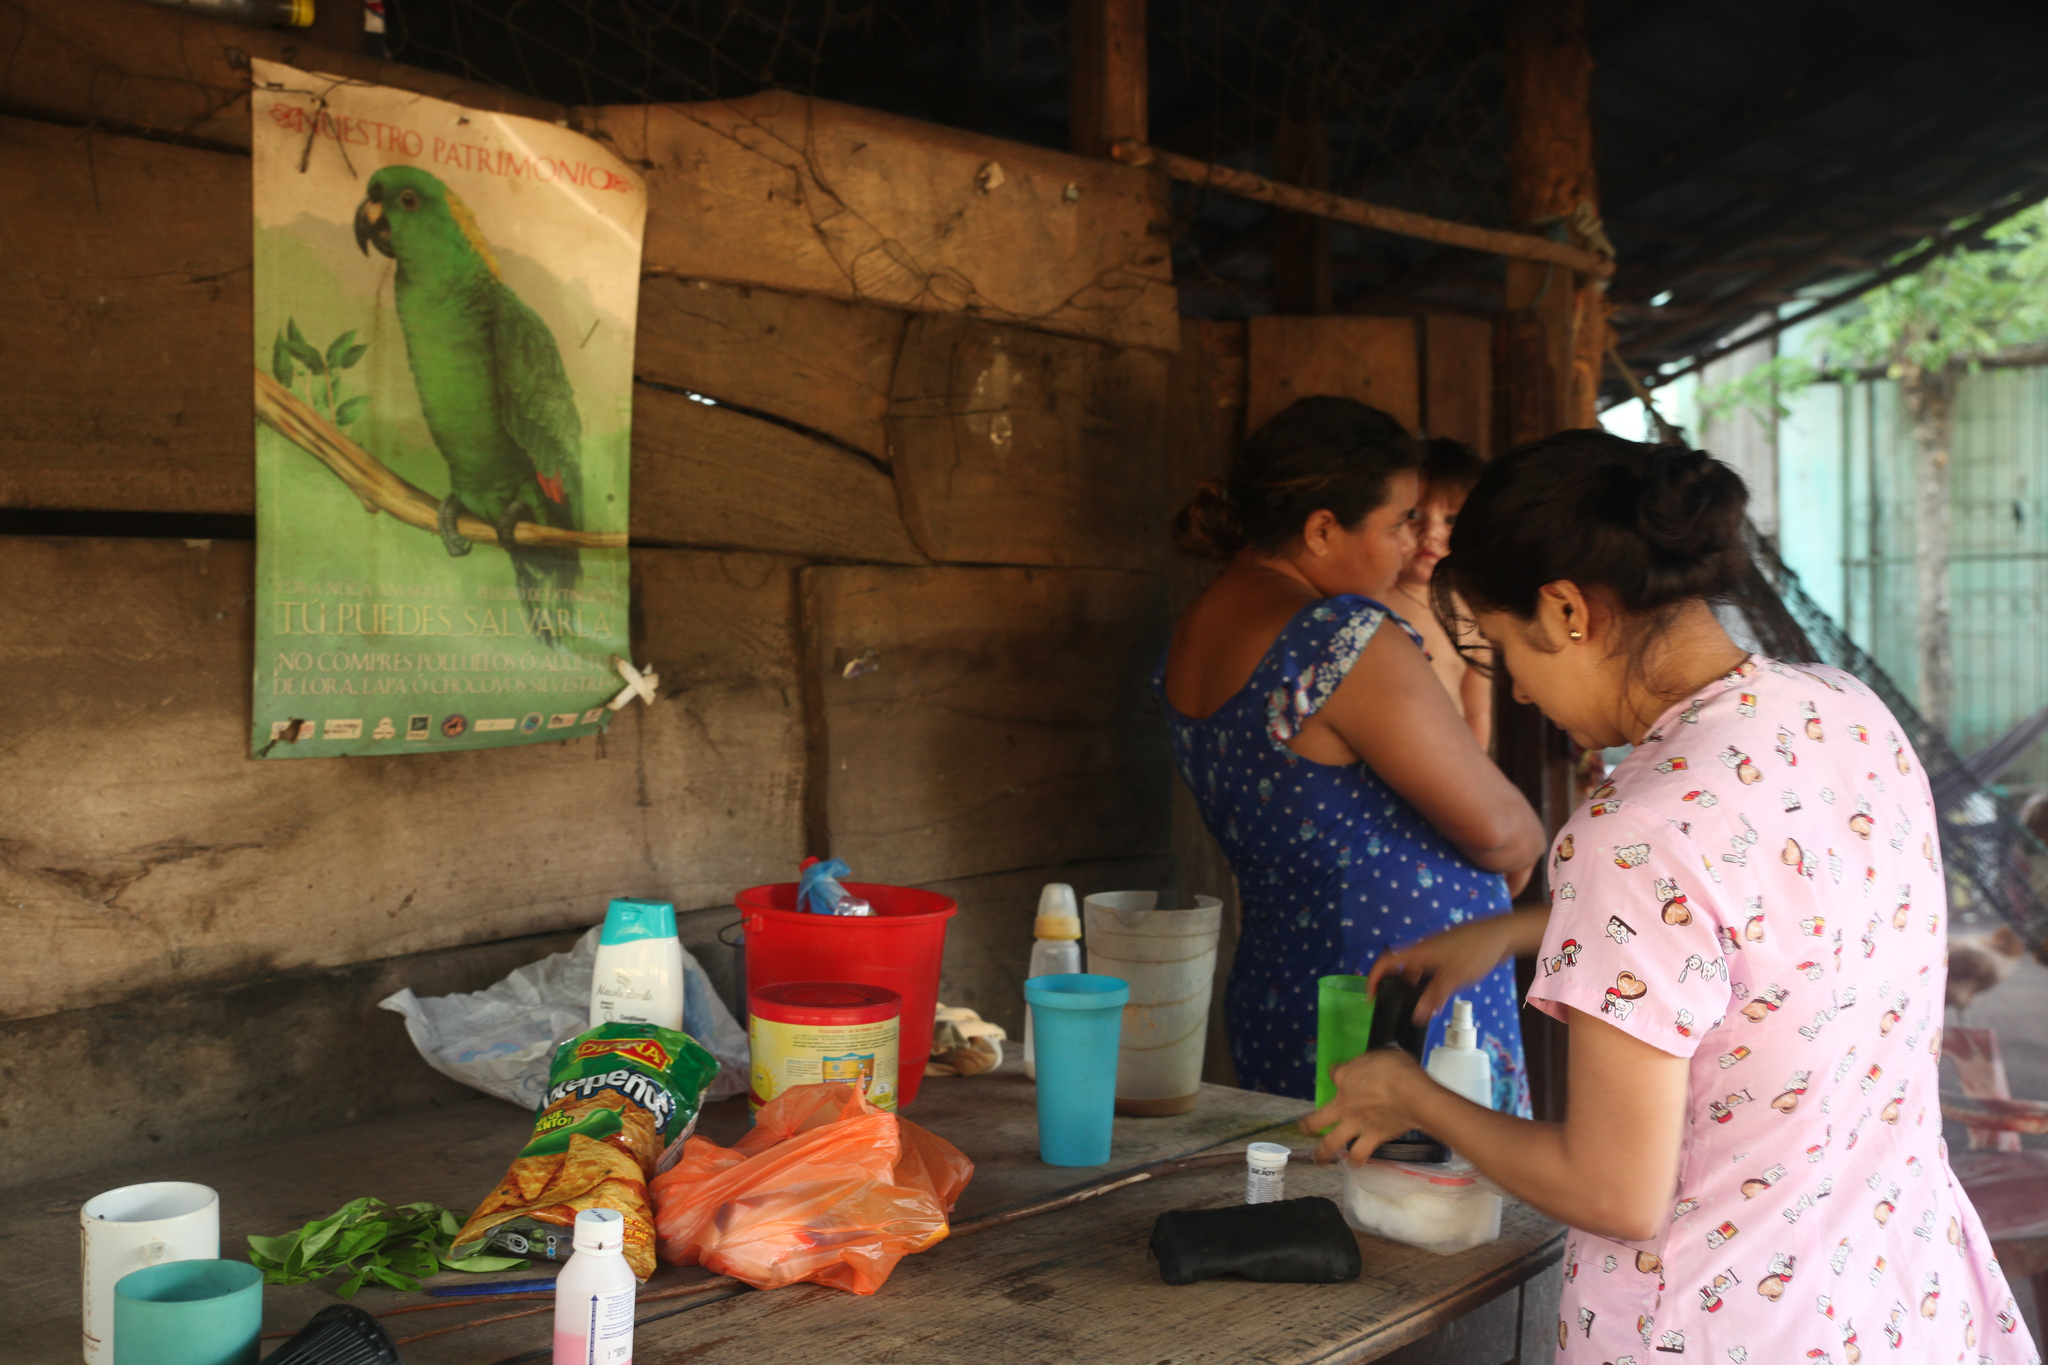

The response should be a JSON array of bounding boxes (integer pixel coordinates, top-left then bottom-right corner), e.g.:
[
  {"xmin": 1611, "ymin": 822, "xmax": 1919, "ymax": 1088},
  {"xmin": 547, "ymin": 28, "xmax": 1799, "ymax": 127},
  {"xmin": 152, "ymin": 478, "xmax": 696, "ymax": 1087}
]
[{"xmin": 249, "ymin": 61, "xmax": 642, "ymax": 758}]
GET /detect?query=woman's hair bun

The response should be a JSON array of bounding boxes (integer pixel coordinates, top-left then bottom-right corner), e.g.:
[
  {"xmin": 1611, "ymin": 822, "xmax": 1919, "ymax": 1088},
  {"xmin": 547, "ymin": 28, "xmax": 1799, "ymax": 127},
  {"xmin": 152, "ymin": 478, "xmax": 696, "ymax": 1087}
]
[
  {"xmin": 1171, "ymin": 397, "xmax": 1422, "ymax": 561},
  {"xmin": 1434, "ymin": 429, "xmax": 1754, "ymax": 626},
  {"xmin": 1173, "ymin": 477, "xmax": 1242, "ymax": 561},
  {"xmin": 1635, "ymin": 446, "xmax": 1748, "ymax": 561}
]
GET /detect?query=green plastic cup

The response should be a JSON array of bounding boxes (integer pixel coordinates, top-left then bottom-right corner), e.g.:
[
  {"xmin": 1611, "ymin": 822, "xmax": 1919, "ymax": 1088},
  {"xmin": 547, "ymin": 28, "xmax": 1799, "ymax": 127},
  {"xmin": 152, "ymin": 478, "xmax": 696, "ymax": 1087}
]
[
  {"xmin": 1316, "ymin": 974, "xmax": 1376, "ymax": 1108},
  {"xmin": 113, "ymin": 1259, "xmax": 261, "ymax": 1365}
]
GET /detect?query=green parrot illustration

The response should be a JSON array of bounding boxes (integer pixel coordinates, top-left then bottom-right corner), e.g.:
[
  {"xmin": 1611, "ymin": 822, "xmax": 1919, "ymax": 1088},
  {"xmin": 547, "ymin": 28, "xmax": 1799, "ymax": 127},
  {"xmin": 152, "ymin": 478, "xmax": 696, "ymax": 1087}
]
[{"xmin": 353, "ymin": 166, "xmax": 581, "ymax": 641}]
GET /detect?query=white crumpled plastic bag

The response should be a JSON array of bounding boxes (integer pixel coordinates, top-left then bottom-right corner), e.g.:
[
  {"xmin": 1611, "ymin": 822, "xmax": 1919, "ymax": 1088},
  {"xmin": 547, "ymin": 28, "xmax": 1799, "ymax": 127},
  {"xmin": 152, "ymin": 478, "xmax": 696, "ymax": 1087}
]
[{"xmin": 381, "ymin": 926, "xmax": 750, "ymax": 1107}]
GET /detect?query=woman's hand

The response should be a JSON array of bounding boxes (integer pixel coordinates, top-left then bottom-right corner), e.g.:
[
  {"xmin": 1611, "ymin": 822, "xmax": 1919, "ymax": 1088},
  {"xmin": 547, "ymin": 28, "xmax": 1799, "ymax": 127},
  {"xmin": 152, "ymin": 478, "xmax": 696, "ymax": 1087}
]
[
  {"xmin": 1367, "ymin": 908, "xmax": 1550, "ymax": 1023},
  {"xmin": 1302, "ymin": 1048, "xmax": 1425, "ymax": 1165}
]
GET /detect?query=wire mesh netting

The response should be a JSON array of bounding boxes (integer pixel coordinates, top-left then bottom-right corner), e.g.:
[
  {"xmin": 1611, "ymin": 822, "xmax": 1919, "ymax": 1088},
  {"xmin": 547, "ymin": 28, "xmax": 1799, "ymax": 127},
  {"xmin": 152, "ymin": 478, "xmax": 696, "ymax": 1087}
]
[
  {"xmin": 1738, "ymin": 526, "xmax": 2048, "ymax": 957},
  {"xmin": 379, "ymin": 0, "xmax": 1510, "ymax": 314}
]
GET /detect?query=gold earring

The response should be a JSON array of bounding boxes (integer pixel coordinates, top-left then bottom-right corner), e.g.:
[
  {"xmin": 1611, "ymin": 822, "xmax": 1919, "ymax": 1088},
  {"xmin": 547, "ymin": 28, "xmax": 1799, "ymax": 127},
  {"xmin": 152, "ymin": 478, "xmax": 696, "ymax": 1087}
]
[{"xmin": 1568, "ymin": 628, "xmax": 1583, "ymax": 640}]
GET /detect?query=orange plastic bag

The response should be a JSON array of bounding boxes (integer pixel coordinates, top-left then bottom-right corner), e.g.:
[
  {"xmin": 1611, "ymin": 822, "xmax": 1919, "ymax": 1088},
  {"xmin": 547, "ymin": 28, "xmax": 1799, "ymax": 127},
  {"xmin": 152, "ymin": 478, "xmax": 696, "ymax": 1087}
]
[{"xmin": 650, "ymin": 1082, "xmax": 973, "ymax": 1294}]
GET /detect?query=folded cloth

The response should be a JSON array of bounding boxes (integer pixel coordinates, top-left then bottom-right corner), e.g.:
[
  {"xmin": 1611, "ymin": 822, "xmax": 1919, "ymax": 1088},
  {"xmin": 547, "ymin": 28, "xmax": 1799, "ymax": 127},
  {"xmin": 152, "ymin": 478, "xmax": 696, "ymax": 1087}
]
[
  {"xmin": 1149, "ymin": 1196, "xmax": 1362, "ymax": 1285},
  {"xmin": 924, "ymin": 1003, "xmax": 1006, "ymax": 1077}
]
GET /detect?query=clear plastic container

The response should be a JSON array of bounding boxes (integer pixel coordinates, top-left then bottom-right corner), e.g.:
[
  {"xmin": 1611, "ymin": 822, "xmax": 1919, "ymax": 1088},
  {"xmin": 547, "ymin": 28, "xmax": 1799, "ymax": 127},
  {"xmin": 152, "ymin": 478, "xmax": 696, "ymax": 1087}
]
[{"xmin": 1340, "ymin": 1157, "xmax": 1502, "ymax": 1256}]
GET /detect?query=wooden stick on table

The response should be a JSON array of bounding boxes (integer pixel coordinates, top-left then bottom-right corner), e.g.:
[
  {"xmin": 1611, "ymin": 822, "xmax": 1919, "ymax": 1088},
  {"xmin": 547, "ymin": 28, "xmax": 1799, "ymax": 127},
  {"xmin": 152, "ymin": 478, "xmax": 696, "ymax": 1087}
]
[{"xmin": 380, "ymin": 1147, "xmax": 1313, "ymax": 1346}]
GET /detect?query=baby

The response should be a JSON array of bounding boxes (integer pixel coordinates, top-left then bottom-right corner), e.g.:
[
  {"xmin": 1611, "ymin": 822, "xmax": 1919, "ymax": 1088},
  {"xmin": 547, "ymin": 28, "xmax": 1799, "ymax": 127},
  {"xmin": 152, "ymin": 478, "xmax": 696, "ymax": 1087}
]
[{"xmin": 1389, "ymin": 437, "xmax": 1491, "ymax": 747}]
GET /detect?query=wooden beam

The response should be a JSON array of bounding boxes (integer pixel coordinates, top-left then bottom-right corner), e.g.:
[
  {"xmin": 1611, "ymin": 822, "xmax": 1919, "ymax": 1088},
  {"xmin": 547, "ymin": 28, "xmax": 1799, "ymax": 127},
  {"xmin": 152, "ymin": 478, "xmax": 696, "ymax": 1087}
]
[
  {"xmin": 1070, "ymin": 0, "xmax": 1147, "ymax": 160},
  {"xmin": 590, "ymin": 94, "xmax": 1179, "ymax": 353},
  {"xmin": 0, "ymin": 0, "xmax": 559, "ymax": 149},
  {"xmin": 0, "ymin": 536, "xmax": 806, "ymax": 1023},
  {"xmin": 1111, "ymin": 141, "xmax": 1612, "ymax": 279}
]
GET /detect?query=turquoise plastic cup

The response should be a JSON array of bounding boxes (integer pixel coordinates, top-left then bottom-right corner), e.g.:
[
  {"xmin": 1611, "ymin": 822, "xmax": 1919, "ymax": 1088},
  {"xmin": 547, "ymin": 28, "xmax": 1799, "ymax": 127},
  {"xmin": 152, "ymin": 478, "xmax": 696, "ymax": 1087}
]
[
  {"xmin": 1025, "ymin": 972, "xmax": 1129, "ymax": 1167},
  {"xmin": 1316, "ymin": 974, "xmax": 1376, "ymax": 1109},
  {"xmin": 113, "ymin": 1259, "xmax": 262, "ymax": 1365}
]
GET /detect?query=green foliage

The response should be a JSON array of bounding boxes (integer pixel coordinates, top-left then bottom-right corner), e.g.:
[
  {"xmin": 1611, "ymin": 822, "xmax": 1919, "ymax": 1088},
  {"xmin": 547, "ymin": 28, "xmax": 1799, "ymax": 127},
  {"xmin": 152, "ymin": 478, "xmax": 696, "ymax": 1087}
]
[
  {"xmin": 1700, "ymin": 202, "xmax": 2048, "ymax": 424},
  {"xmin": 271, "ymin": 317, "xmax": 372, "ymax": 431},
  {"xmin": 246, "ymin": 1196, "xmax": 525, "ymax": 1297}
]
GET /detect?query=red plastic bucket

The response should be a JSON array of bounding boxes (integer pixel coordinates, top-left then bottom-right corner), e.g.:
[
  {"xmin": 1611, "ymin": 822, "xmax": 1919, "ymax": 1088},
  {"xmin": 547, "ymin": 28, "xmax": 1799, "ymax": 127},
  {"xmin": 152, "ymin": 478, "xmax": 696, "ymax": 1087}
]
[{"xmin": 737, "ymin": 882, "xmax": 957, "ymax": 1108}]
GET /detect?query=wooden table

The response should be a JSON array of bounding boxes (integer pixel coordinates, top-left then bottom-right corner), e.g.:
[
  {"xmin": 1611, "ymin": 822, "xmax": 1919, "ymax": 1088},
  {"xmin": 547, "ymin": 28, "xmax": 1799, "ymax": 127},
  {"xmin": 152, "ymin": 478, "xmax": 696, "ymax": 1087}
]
[{"xmin": 2, "ymin": 1067, "xmax": 1562, "ymax": 1364}]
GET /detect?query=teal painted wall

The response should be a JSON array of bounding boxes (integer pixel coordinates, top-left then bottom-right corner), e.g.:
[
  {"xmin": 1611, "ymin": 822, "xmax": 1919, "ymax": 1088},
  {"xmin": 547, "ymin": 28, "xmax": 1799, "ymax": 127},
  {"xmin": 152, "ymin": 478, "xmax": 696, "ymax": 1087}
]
[{"xmin": 1778, "ymin": 365, "xmax": 2048, "ymax": 789}]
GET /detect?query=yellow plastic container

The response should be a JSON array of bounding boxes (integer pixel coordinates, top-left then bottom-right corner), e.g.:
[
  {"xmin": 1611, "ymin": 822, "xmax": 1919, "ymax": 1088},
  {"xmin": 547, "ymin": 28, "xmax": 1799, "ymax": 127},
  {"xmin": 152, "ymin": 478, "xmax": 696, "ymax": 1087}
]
[{"xmin": 747, "ymin": 981, "xmax": 901, "ymax": 1112}]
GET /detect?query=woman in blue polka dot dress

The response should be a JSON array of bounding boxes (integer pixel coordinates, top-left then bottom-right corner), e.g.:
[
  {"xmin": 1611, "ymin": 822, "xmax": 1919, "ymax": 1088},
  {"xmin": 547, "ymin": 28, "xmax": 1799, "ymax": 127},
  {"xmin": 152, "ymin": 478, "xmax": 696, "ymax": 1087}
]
[{"xmin": 1159, "ymin": 398, "xmax": 1547, "ymax": 1109}]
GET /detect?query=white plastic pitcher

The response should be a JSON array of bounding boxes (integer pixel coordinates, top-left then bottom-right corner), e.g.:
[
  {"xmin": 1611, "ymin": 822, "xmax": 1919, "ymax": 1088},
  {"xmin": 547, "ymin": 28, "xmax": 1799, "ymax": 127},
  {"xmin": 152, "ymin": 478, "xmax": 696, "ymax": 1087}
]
[{"xmin": 1083, "ymin": 891, "xmax": 1223, "ymax": 1116}]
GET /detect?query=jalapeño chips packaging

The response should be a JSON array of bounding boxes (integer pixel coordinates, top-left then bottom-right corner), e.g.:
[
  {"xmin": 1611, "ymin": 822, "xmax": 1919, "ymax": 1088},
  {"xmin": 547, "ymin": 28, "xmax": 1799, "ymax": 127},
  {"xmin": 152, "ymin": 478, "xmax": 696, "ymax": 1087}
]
[{"xmin": 453, "ymin": 1022, "xmax": 718, "ymax": 1279}]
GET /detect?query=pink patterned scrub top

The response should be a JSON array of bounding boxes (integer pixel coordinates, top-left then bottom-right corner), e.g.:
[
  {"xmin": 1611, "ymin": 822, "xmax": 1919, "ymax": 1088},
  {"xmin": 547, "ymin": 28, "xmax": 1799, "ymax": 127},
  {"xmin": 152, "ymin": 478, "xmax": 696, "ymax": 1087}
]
[{"xmin": 1526, "ymin": 655, "xmax": 2038, "ymax": 1365}]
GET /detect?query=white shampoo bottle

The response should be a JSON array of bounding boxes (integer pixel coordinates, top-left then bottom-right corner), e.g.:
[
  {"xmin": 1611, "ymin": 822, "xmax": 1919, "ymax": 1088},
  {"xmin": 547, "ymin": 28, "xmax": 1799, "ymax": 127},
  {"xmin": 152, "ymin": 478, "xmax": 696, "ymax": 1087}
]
[
  {"xmin": 553, "ymin": 1207, "xmax": 636, "ymax": 1365},
  {"xmin": 589, "ymin": 898, "xmax": 684, "ymax": 1032},
  {"xmin": 1425, "ymin": 998, "xmax": 1494, "ymax": 1109}
]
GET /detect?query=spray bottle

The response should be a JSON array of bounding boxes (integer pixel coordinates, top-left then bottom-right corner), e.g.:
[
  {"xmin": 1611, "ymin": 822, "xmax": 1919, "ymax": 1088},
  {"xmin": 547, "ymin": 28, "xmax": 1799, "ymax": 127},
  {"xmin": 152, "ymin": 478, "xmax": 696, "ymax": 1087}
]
[
  {"xmin": 1022, "ymin": 884, "xmax": 1083, "ymax": 1080},
  {"xmin": 1425, "ymin": 998, "xmax": 1494, "ymax": 1109}
]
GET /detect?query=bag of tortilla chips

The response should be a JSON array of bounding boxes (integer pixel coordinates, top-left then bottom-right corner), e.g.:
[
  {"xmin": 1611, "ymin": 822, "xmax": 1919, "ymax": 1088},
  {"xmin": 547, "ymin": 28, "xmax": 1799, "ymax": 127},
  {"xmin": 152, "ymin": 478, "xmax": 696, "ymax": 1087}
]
[{"xmin": 453, "ymin": 1022, "xmax": 717, "ymax": 1279}]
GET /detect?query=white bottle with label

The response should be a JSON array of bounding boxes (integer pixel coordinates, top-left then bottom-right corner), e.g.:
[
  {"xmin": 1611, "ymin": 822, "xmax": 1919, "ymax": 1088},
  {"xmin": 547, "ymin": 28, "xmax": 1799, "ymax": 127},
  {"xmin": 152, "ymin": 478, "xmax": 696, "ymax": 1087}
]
[
  {"xmin": 1245, "ymin": 1141, "xmax": 1289, "ymax": 1204},
  {"xmin": 1425, "ymin": 998, "xmax": 1494, "ymax": 1109},
  {"xmin": 1022, "ymin": 884, "xmax": 1083, "ymax": 1080},
  {"xmin": 589, "ymin": 898, "xmax": 684, "ymax": 1032},
  {"xmin": 553, "ymin": 1208, "xmax": 636, "ymax": 1365}
]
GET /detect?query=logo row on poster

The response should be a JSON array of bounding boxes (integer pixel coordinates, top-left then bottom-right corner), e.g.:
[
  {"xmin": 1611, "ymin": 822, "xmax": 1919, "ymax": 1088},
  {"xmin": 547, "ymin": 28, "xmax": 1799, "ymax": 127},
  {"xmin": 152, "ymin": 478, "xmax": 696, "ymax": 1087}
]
[{"xmin": 269, "ymin": 710, "xmax": 607, "ymax": 743}]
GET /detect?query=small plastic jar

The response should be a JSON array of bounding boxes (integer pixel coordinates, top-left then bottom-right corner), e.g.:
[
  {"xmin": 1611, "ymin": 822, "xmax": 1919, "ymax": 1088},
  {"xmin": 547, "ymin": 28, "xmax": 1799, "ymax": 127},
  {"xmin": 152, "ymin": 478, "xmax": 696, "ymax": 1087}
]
[
  {"xmin": 1244, "ymin": 1142, "xmax": 1290, "ymax": 1203},
  {"xmin": 1340, "ymin": 1157, "xmax": 1503, "ymax": 1256}
]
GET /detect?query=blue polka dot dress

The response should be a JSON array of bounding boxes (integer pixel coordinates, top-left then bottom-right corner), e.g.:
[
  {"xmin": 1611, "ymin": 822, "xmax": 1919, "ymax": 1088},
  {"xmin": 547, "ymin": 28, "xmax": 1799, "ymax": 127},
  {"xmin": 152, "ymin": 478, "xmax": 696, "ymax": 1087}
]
[{"xmin": 1157, "ymin": 595, "xmax": 1532, "ymax": 1112}]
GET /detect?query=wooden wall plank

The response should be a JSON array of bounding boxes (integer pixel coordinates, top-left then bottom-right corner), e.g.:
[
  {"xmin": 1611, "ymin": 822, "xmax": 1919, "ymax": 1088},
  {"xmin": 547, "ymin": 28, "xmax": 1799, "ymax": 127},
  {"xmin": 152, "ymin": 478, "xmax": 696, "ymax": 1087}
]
[
  {"xmin": 1244, "ymin": 315, "xmax": 1421, "ymax": 435},
  {"xmin": 0, "ymin": 0, "xmax": 562, "ymax": 150},
  {"xmin": 0, "ymin": 0, "xmax": 1178, "ymax": 360},
  {"xmin": 1424, "ymin": 313, "xmax": 1496, "ymax": 456},
  {"xmin": 0, "ymin": 116, "xmax": 252, "ymax": 514},
  {"xmin": 636, "ymin": 277, "xmax": 906, "ymax": 465},
  {"xmin": 588, "ymin": 93, "xmax": 1178, "ymax": 354},
  {"xmin": 0, "ymin": 118, "xmax": 927, "ymax": 563},
  {"xmin": 0, "ymin": 930, "xmax": 579, "ymax": 1187},
  {"xmin": 632, "ymin": 385, "xmax": 925, "ymax": 562},
  {"xmin": 801, "ymin": 565, "xmax": 1170, "ymax": 887},
  {"xmin": 0, "ymin": 537, "xmax": 806, "ymax": 1023},
  {"xmin": 886, "ymin": 314, "xmax": 1168, "ymax": 570}
]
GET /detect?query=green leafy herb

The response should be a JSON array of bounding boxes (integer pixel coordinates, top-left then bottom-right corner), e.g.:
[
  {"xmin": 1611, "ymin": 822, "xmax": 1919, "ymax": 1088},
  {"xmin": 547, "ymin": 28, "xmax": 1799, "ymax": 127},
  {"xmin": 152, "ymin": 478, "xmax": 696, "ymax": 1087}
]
[{"xmin": 246, "ymin": 1197, "xmax": 526, "ymax": 1298}]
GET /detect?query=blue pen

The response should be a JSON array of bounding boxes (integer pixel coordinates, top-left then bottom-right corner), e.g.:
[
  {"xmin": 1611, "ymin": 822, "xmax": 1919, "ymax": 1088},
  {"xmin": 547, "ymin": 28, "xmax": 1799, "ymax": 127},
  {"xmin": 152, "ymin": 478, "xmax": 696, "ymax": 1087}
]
[{"xmin": 427, "ymin": 1277, "xmax": 558, "ymax": 1297}]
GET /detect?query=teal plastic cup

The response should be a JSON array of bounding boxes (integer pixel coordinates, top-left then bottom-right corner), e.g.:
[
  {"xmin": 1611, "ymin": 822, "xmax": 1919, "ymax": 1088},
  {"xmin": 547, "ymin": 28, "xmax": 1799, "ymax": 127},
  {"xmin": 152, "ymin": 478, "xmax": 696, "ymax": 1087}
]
[
  {"xmin": 113, "ymin": 1259, "xmax": 262, "ymax": 1365},
  {"xmin": 1025, "ymin": 973, "xmax": 1129, "ymax": 1167},
  {"xmin": 1316, "ymin": 974, "xmax": 1376, "ymax": 1108}
]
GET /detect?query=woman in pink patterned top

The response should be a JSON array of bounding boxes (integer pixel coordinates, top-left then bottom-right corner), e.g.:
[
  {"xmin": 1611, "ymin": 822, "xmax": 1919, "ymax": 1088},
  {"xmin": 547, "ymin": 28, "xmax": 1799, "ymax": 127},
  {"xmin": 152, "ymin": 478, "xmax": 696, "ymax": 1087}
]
[{"xmin": 1308, "ymin": 431, "xmax": 2037, "ymax": 1365}]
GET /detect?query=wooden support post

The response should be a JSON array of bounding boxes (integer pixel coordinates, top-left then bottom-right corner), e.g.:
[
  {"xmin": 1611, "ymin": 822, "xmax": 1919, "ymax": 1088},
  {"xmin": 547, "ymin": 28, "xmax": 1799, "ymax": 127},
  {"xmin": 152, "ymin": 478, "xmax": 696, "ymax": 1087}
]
[
  {"xmin": 1271, "ymin": 117, "xmax": 1332, "ymax": 315},
  {"xmin": 1499, "ymin": 0, "xmax": 1604, "ymax": 1124},
  {"xmin": 1503, "ymin": 0, "xmax": 1607, "ymax": 429},
  {"xmin": 1071, "ymin": 0, "xmax": 1147, "ymax": 160}
]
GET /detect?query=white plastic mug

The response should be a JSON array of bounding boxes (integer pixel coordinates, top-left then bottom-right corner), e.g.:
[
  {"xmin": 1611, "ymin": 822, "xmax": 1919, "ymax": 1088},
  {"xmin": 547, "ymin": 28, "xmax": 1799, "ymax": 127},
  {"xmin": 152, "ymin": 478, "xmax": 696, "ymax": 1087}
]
[{"xmin": 80, "ymin": 1182, "xmax": 219, "ymax": 1365}]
